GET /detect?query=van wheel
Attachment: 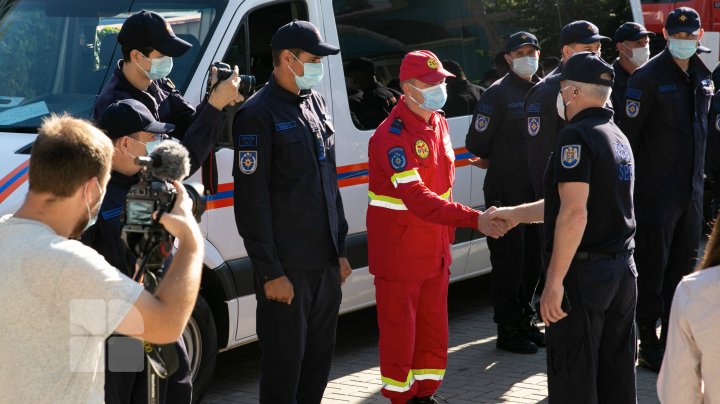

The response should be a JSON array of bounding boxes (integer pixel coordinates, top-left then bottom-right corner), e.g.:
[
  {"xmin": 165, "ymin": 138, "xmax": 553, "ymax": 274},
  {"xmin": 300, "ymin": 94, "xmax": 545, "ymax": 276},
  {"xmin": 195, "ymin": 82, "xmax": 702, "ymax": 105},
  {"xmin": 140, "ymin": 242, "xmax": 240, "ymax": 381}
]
[{"xmin": 183, "ymin": 295, "xmax": 217, "ymax": 404}]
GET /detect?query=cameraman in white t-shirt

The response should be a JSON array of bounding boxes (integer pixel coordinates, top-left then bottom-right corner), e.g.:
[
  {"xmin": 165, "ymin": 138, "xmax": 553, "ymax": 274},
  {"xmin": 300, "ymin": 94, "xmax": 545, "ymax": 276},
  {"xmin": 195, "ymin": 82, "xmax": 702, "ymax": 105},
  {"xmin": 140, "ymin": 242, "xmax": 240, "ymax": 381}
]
[{"xmin": 0, "ymin": 115, "xmax": 204, "ymax": 404}]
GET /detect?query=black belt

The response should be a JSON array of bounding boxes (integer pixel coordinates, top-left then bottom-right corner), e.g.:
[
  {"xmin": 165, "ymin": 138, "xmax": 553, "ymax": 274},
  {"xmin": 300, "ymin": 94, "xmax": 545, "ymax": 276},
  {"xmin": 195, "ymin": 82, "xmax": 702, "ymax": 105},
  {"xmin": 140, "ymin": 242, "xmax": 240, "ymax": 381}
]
[{"xmin": 573, "ymin": 251, "xmax": 619, "ymax": 261}]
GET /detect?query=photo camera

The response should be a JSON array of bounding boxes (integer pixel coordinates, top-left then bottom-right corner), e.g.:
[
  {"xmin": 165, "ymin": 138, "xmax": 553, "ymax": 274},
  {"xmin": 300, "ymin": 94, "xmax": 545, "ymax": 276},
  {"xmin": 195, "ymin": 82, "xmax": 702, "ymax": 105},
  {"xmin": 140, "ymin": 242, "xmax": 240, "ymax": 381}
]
[{"xmin": 207, "ymin": 61, "xmax": 256, "ymax": 98}]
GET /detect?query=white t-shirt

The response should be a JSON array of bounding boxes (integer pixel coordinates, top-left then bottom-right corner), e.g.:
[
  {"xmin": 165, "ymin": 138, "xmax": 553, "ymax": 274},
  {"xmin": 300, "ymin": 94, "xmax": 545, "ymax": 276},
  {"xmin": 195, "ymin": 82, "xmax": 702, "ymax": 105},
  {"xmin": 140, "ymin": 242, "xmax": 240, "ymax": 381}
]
[{"xmin": 0, "ymin": 215, "xmax": 143, "ymax": 403}]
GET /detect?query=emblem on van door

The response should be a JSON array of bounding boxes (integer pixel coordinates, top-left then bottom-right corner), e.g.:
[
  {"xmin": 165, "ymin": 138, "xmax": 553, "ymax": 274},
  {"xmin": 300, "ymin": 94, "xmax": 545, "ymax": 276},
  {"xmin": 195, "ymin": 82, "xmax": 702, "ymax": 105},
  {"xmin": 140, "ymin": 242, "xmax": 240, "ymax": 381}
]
[
  {"xmin": 239, "ymin": 151, "xmax": 257, "ymax": 174},
  {"xmin": 561, "ymin": 145, "xmax": 581, "ymax": 169}
]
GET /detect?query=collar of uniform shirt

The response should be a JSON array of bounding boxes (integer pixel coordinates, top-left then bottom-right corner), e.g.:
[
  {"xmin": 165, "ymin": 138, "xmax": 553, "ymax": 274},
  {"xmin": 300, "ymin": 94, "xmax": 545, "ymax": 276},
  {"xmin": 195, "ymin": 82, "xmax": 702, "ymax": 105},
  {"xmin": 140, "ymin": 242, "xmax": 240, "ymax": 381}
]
[
  {"xmin": 267, "ymin": 74, "xmax": 312, "ymax": 104},
  {"xmin": 567, "ymin": 106, "xmax": 614, "ymax": 123},
  {"xmin": 114, "ymin": 60, "xmax": 163, "ymax": 109}
]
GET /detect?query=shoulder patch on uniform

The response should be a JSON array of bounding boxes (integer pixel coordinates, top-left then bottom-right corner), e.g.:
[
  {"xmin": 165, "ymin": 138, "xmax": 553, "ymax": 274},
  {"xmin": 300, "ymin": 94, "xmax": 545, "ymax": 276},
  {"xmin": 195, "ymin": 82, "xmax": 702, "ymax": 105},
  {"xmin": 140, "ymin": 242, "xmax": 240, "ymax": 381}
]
[
  {"xmin": 715, "ymin": 114, "xmax": 720, "ymax": 132},
  {"xmin": 275, "ymin": 121, "xmax": 297, "ymax": 131},
  {"xmin": 237, "ymin": 134, "xmax": 258, "ymax": 147},
  {"xmin": 658, "ymin": 84, "xmax": 678, "ymax": 93},
  {"xmin": 561, "ymin": 145, "xmax": 581, "ymax": 169},
  {"xmin": 625, "ymin": 87, "xmax": 642, "ymax": 100},
  {"xmin": 389, "ymin": 118, "xmax": 404, "ymax": 135},
  {"xmin": 387, "ymin": 146, "xmax": 407, "ymax": 171},
  {"xmin": 625, "ymin": 100, "xmax": 640, "ymax": 118},
  {"xmin": 415, "ymin": 139, "xmax": 430, "ymax": 159},
  {"xmin": 477, "ymin": 103, "xmax": 493, "ymax": 115},
  {"xmin": 528, "ymin": 117, "xmax": 541, "ymax": 137},
  {"xmin": 527, "ymin": 103, "xmax": 541, "ymax": 113},
  {"xmin": 238, "ymin": 150, "xmax": 258, "ymax": 174},
  {"xmin": 474, "ymin": 114, "xmax": 490, "ymax": 132}
]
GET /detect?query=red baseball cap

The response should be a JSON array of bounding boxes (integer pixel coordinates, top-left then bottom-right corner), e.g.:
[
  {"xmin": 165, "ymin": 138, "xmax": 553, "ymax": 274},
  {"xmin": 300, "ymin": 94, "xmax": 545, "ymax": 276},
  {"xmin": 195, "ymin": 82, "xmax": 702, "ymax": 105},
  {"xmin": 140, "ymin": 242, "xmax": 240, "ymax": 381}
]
[{"xmin": 399, "ymin": 50, "xmax": 455, "ymax": 84}]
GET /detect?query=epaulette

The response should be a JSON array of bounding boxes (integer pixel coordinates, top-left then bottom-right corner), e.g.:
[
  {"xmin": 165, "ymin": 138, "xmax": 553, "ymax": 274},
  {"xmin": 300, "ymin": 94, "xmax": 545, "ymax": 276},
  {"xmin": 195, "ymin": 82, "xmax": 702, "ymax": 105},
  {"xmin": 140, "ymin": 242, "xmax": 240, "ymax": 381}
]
[
  {"xmin": 161, "ymin": 77, "xmax": 176, "ymax": 90},
  {"xmin": 389, "ymin": 118, "xmax": 403, "ymax": 135}
]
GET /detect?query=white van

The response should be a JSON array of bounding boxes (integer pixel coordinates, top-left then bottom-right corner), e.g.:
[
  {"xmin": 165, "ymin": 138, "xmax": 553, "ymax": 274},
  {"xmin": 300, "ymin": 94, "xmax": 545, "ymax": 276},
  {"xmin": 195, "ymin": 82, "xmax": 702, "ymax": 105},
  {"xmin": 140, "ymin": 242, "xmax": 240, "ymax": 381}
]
[{"xmin": 0, "ymin": 0, "xmax": 641, "ymax": 400}]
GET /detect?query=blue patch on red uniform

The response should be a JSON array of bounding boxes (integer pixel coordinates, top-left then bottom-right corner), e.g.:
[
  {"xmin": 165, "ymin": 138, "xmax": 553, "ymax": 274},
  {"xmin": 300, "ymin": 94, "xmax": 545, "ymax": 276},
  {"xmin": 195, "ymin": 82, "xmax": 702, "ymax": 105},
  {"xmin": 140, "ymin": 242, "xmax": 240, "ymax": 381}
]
[{"xmin": 387, "ymin": 146, "xmax": 407, "ymax": 171}]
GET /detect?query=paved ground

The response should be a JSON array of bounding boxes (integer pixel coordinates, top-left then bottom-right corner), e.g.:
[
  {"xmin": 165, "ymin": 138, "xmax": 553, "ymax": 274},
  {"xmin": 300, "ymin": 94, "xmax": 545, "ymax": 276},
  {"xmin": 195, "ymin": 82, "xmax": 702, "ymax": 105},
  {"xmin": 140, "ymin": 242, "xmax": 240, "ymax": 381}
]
[{"xmin": 201, "ymin": 275, "xmax": 660, "ymax": 404}]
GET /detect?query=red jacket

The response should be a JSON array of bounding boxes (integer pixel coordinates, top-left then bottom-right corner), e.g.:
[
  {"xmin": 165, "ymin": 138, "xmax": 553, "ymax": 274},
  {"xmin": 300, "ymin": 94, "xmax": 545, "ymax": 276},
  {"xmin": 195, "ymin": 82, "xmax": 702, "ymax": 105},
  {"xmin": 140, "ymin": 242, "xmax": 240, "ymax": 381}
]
[{"xmin": 367, "ymin": 98, "xmax": 480, "ymax": 280}]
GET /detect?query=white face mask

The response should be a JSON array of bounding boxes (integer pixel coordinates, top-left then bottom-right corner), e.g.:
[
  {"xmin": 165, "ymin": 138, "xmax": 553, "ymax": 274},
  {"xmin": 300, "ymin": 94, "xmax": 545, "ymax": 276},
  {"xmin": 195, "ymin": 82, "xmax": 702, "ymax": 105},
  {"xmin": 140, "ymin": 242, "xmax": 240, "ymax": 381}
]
[
  {"xmin": 511, "ymin": 56, "xmax": 539, "ymax": 77},
  {"xmin": 556, "ymin": 85, "xmax": 572, "ymax": 120},
  {"xmin": 624, "ymin": 44, "xmax": 650, "ymax": 66}
]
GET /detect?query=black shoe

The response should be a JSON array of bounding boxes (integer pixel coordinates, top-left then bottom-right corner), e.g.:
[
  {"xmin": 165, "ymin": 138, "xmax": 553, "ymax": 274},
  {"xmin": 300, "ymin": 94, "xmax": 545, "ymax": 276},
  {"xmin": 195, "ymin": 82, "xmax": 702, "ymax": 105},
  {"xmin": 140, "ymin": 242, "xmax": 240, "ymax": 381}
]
[
  {"xmin": 407, "ymin": 395, "xmax": 448, "ymax": 404},
  {"xmin": 520, "ymin": 314, "xmax": 546, "ymax": 347},
  {"xmin": 637, "ymin": 320, "xmax": 663, "ymax": 372},
  {"xmin": 497, "ymin": 323, "xmax": 538, "ymax": 354}
]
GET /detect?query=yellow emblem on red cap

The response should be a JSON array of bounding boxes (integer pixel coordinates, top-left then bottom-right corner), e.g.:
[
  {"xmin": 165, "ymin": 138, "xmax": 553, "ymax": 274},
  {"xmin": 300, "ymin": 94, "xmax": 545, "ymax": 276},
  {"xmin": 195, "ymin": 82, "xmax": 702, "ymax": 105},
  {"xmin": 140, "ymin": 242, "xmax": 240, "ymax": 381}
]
[
  {"xmin": 679, "ymin": 14, "xmax": 687, "ymax": 22},
  {"xmin": 427, "ymin": 58, "xmax": 438, "ymax": 70},
  {"xmin": 415, "ymin": 139, "xmax": 430, "ymax": 159}
]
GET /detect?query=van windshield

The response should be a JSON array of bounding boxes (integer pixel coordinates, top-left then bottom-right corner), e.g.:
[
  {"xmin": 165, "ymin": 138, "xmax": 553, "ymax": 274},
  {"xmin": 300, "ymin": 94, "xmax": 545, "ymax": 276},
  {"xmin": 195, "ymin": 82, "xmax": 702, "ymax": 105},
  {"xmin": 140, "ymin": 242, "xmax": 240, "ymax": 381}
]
[{"xmin": 0, "ymin": 0, "xmax": 227, "ymax": 132}]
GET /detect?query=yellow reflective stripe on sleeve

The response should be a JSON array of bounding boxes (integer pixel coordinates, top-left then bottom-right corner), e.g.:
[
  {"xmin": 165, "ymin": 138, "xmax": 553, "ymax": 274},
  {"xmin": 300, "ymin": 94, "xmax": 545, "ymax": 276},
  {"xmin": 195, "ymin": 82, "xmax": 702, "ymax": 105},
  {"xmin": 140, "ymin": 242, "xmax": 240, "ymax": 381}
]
[
  {"xmin": 411, "ymin": 368, "xmax": 446, "ymax": 381},
  {"xmin": 381, "ymin": 372, "xmax": 414, "ymax": 392},
  {"xmin": 368, "ymin": 188, "xmax": 452, "ymax": 211},
  {"xmin": 368, "ymin": 191, "xmax": 408, "ymax": 210},
  {"xmin": 390, "ymin": 169, "xmax": 422, "ymax": 188}
]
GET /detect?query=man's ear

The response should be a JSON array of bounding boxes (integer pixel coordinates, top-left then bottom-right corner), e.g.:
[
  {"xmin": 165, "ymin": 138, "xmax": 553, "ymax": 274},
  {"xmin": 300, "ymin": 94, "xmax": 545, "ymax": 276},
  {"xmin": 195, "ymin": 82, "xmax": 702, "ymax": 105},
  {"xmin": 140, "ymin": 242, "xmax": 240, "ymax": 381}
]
[
  {"xmin": 504, "ymin": 53, "xmax": 513, "ymax": 67},
  {"xmin": 698, "ymin": 28, "xmax": 705, "ymax": 42},
  {"xmin": 662, "ymin": 28, "xmax": 668, "ymax": 41}
]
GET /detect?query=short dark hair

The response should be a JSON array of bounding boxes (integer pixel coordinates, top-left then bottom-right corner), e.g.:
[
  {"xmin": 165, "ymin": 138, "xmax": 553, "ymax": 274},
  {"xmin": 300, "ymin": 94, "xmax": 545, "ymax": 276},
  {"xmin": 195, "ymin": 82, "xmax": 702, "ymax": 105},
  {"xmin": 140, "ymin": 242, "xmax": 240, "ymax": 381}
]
[
  {"xmin": 272, "ymin": 48, "xmax": 302, "ymax": 67},
  {"xmin": 121, "ymin": 45, "xmax": 154, "ymax": 61},
  {"xmin": 29, "ymin": 115, "xmax": 112, "ymax": 197}
]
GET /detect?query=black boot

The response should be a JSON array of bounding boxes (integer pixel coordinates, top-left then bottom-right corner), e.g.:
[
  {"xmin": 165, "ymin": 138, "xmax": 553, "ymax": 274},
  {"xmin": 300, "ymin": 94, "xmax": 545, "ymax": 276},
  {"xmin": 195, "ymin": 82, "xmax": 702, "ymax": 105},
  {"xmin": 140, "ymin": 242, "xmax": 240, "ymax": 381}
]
[
  {"xmin": 497, "ymin": 323, "xmax": 538, "ymax": 354},
  {"xmin": 519, "ymin": 314, "xmax": 546, "ymax": 347},
  {"xmin": 637, "ymin": 320, "xmax": 663, "ymax": 372}
]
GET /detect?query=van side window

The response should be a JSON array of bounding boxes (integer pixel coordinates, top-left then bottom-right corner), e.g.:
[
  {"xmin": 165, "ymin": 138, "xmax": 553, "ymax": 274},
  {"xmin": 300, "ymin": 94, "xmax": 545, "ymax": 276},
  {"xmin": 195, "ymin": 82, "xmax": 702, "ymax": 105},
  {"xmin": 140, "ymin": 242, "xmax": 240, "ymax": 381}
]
[
  {"xmin": 218, "ymin": 1, "xmax": 308, "ymax": 146},
  {"xmin": 333, "ymin": 0, "xmax": 633, "ymax": 127}
]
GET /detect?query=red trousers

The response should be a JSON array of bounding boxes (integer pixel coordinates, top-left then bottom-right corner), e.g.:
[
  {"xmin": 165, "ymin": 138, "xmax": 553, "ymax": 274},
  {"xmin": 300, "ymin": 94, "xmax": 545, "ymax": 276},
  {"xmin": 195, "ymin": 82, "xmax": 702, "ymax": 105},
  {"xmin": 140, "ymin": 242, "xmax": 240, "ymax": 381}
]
[{"xmin": 375, "ymin": 266, "xmax": 450, "ymax": 403}]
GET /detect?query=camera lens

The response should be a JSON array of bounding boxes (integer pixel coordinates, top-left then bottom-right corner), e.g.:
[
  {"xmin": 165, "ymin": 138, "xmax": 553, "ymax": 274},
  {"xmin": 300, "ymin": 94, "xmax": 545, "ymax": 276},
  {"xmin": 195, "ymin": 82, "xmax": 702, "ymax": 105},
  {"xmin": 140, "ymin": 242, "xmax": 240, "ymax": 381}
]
[{"xmin": 237, "ymin": 75, "xmax": 256, "ymax": 98}]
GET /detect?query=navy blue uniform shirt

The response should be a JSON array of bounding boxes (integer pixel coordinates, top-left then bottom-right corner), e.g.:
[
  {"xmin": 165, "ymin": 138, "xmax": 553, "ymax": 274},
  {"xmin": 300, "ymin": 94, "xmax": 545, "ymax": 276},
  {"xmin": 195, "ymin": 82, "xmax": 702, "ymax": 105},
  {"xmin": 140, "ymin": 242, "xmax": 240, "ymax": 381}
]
[
  {"xmin": 525, "ymin": 64, "xmax": 567, "ymax": 199},
  {"xmin": 544, "ymin": 107, "xmax": 636, "ymax": 255},
  {"xmin": 465, "ymin": 71, "xmax": 537, "ymax": 204},
  {"xmin": 611, "ymin": 58, "xmax": 632, "ymax": 124},
  {"xmin": 81, "ymin": 171, "xmax": 139, "ymax": 277},
  {"xmin": 232, "ymin": 75, "xmax": 348, "ymax": 283},
  {"xmin": 619, "ymin": 49, "xmax": 712, "ymax": 202},
  {"xmin": 93, "ymin": 61, "xmax": 225, "ymax": 174}
]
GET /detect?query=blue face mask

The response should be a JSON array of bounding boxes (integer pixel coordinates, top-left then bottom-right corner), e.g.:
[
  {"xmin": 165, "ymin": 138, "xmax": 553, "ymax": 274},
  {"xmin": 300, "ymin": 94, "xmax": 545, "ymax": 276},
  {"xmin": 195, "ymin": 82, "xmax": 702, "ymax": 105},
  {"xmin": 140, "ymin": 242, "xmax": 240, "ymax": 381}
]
[
  {"xmin": 128, "ymin": 135, "xmax": 163, "ymax": 156},
  {"xmin": 137, "ymin": 54, "xmax": 173, "ymax": 81},
  {"xmin": 289, "ymin": 53, "xmax": 324, "ymax": 90},
  {"xmin": 409, "ymin": 83, "xmax": 448, "ymax": 111},
  {"xmin": 668, "ymin": 38, "xmax": 698, "ymax": 60},
  {"xmin": 511, "ymin": 56, "xmax": 539, "ymax": 77},
  {"xmin": 83, "ymin": 179, "xmax": 105, "ymax": 232}
]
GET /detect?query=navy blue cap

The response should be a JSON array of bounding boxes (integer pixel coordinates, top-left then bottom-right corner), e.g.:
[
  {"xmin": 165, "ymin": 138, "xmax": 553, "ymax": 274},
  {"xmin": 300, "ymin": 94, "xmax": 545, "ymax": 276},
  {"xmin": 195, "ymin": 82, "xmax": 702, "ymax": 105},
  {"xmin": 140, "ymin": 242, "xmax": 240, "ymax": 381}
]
[
  {"xmin": 666, "ymin": 7, "xmax": 701, "ymax": 35},
  {"xmin": 98, "ymin": 99, "xmax": 175, "ymax": 140},
  {"xmin": 614, "ymin": 22, "xmax": 654, "ymax": 43},
  {"xmin": 506, "ymin": 31, "xmax": 540, "ymax": 52},
  {"xmin": 271, "ymin": 20, "xmax": 340, "ymax": 56},
  {"xmin": 560, "ymin": 20, "xmax": 611, "ymax": 46},
  {"xmin": 556, "ymin": 51, "xmax": 614, "ymax": 86},
  {"xmin": 117, "ymin": 10, "xmax": 192, "ymax": 57}
]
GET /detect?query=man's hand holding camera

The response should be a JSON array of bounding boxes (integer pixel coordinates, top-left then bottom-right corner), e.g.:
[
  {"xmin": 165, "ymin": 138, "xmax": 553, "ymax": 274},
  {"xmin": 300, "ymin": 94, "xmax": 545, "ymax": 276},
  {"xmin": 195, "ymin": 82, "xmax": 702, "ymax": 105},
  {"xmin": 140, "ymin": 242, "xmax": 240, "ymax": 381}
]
[{"xmin": 208, "ymin": 64, "xmax": 245, "ymax": 110}]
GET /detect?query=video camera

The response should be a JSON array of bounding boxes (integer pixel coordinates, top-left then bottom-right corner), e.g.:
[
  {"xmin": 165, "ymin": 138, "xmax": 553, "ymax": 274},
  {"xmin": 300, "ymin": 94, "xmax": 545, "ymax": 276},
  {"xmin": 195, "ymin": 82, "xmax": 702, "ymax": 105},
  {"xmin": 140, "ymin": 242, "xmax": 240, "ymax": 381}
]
[
  {"xmin": 206, "ymin": 61, "xmax": 256, "ymax": 99},
  {"xmin": 121, "ymin": 141, "xmax": 205, "ymax": 277}
]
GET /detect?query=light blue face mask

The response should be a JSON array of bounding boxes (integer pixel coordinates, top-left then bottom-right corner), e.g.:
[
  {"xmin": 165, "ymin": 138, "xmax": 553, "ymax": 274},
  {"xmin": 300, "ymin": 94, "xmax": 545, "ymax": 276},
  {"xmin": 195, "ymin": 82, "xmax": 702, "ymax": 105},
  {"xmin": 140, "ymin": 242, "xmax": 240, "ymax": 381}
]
[
  {"xmin": 409, "ymin": 83, "xmax": 448, "ymax": 111},
  {"xmin": 668, "ymin": 38, "xmax": 698, "ymax": 60},
  {"xmin": 511, "ymin": 56, "xmax": 539, "ymax": 77},
  {"xmin": 129, "ymin": 135, "xmax": 163, "ymax": 155},
  {"xmin": 83, "ymin": 179, "xmax": 105, "ymax": 232},
  {"xmin": 289, "ymin": 53, "xmax": 324, "ymax": 90},
  {"xmin": 137, "ymin": 54, "xmax": 173, "ymax": 81}
]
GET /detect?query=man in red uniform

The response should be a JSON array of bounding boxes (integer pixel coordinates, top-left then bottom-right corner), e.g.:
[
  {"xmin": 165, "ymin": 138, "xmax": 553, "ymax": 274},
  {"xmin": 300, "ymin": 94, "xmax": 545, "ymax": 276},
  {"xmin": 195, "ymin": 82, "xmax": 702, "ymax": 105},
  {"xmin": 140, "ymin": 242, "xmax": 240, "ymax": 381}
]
[{"xmin": 367, "ymin": 50, "xmax": 507, "ymax": 403}]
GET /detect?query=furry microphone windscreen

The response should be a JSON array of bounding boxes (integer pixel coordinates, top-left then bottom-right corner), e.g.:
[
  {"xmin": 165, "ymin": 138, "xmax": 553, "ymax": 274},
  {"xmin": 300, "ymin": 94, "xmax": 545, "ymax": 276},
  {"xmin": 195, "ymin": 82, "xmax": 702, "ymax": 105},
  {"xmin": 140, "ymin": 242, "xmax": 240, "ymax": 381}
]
[{"xmin": 148, "ymin": 140, "xmax": 191, "ymax": 181}]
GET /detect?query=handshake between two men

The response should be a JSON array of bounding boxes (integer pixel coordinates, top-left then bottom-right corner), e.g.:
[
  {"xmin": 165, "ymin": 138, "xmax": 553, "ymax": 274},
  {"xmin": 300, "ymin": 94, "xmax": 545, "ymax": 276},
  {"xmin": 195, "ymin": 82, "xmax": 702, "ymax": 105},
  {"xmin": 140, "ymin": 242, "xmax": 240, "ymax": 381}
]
[{"xmin": 476, "ymin": 201, "xmax": 544, "ymax": 239}]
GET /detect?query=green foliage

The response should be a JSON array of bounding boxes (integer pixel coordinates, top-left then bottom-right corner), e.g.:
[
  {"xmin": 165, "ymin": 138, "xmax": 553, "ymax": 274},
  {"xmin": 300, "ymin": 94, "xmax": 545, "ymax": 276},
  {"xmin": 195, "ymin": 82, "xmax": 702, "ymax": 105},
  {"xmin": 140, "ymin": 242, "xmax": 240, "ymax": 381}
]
[{"xmin": 94, "ymin": 25, "xmax": 120, "ymax": 69}]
